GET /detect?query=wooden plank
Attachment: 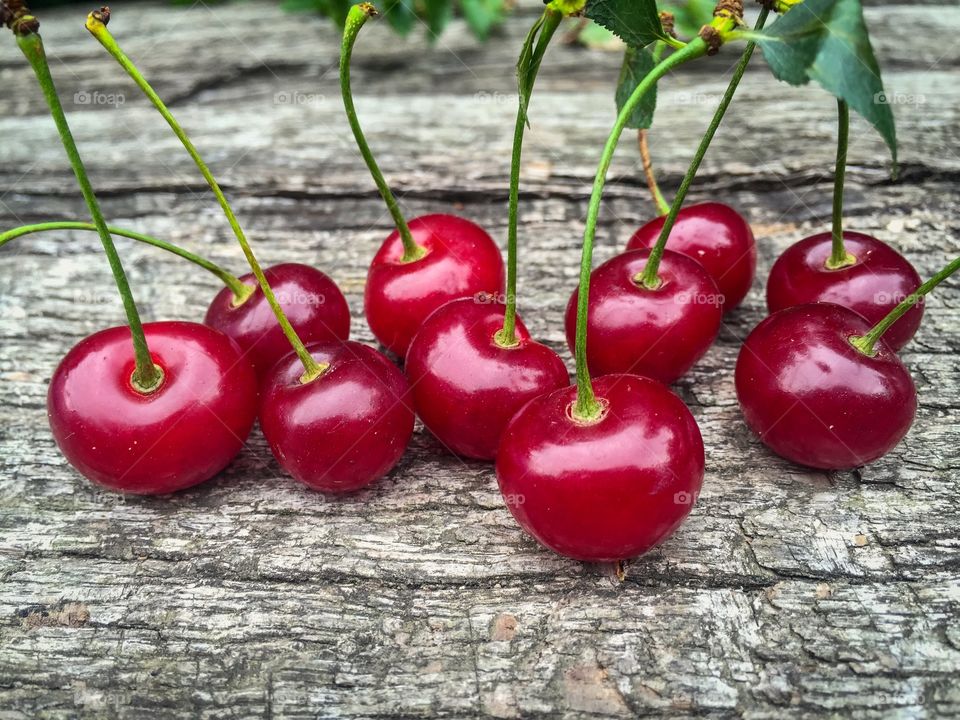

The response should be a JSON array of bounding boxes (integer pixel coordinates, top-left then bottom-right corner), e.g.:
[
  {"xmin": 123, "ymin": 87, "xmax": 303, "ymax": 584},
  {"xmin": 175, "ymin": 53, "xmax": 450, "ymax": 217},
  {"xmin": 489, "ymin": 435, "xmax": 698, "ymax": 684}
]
[{"xmin": 1, "ymin": 2, "xmax": 959, "ymax": 718}]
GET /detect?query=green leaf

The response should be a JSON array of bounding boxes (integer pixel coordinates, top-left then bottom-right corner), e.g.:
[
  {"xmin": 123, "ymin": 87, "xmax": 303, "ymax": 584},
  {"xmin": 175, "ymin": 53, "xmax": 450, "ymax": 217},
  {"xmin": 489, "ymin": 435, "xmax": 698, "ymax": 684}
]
[
  {"xmin": 616, "ymin": 46, "xmax": 657, "ymax": 129},
  {"xmin": 460, "ymin": 0, "xmax": 506, "ymax": 40},
  {"xmin": 661, "ymin": 0, "xmax": 714, "ymax": 39},
  {"xmin": 424, "ymin": 0, "xmax": 454, "ymax": 37},
  {"xmin": 379, "ymin": 0, "xmax": 417, "ymax": 35},
  {"xmin": 756, "ymin": 0, "xmax": 897, "ymax": 166},
  {"xmin": 585, "ymin": 0, "xmax": 664, "ymax": 48}
]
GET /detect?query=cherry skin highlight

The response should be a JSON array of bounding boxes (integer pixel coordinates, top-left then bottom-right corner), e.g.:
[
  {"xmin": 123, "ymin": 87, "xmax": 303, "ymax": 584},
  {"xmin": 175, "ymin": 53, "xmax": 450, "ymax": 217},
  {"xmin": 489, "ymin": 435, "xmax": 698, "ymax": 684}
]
[
  {"xmin": 496, "ymin": 374, "xmax": 705, "ymax": 561},
  {"xmin": 735, "ymin": 303, "xmax": 917, "ymax": 470},
  {"xmin": 627, "ymin": 202, "xmax": 756, "ymax": 312},
  {"xmin": 404, "ymin": 297, "xmax": 569, "ymax": 460},
  {"xmin": 47, "ymin": 321, "xmax": 258, "ymax": 495},
  {"xmin": 365, "ymin": 214, "xmax": 505, "ymax": 357},
  {"xmin": 205, "ymin": 262, "xmax": 351, "ymax": 380},
  {"xmin": 565, "ymin": 249, "xmax": 723, "ymax": 384},
  {"xmin": 259, "ymin": 340, "xmax": 415, "ymax": 493},
  {"xmin": 766, "ymin": 231, "xmax": 922, "ymax": 351}
]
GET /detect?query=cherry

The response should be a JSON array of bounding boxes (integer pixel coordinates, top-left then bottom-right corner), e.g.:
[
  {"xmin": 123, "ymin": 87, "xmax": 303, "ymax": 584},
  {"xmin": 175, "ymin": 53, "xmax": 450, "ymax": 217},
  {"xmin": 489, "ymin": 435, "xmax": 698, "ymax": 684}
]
[
  {"xmin": 404, "ymin": 297, "xmax": 568, "ymax": 459},
  {"xmin": 496, "ymin": 374, "xmax": 704, "ymax": 561},
  {"xmin": 259, "ymin": 340, "xmax": 415, "ymax": 493},
  {"xmin": 365, "ymin": 214, "xmax": 505, "ymax": 357},
  {"xmin": 47, "ymin": 321, "xmax": 258, "ymax": 495},
  {"xmin": 766, "ymin": 231, "xmax": 923, "ymax": 351},
  {"xmin": 736, "ymin": 303, "xmax": 916, "ymax": 469},
  {"xmin": 205, "ymin": 262, "xmax": 351, "ymax": 380},
  {"xmin": 564, "ymin": 249, "xmax": 723, "ymax": 384},
  {"xmin": 627, "ymin": 202, "xmax": 756, "ymax": 312}
]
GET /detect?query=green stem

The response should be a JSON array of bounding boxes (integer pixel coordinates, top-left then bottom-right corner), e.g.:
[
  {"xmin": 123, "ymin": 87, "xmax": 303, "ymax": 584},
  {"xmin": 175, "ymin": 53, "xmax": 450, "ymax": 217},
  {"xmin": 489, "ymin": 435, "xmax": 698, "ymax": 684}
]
[
  {"xmin": 638, "ymin": 129, "xmax": 670, "ymax": 216},
  {"xmin": 17, "ymin": 30, "xmax": 162, "ymax": 392},
  {"xmin": 826, "ymin": 99, "xmax": 855, "ymax": 269},
  {"xmin": 573, "ymin": 37, "xmax": 709, "ymax": 421},
  {"xmin": 86, "ymin": 11, "xmax": 324, "ymax": 383},
  {"xmin": 0, "ymin": 222, "xmax": 253, "ymax": 302},
  {"xmin": 496, "ymin": 7, "xmax": 562, "ymax": 348},
  {"xmin": 340, "ymin": 4, "xmax": 425, "ymax": 263},
  {"xmin": 638, "ymin": 7, "xmax": 769, "ymax": 289},
  {"xmin": 850, "ymin": 256, "xmax": 960, "ymax": 356}
]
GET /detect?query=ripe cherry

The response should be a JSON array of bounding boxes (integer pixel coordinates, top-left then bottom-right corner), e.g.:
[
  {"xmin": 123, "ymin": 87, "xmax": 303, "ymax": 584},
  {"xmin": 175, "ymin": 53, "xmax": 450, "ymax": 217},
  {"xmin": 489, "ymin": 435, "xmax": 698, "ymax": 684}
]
[
  {"xmin": 205, "ymin": 263, "xmax": 350, "ymax": 380},
  {"xmin": 496, "ymin": 374, "xmax": 705, "ymax": 561},
  {"xmin": 47, "ymin": 321, "xmax": 258, "ymax": 495},
  {"xmin": 405, "ymin": 297, "xmax": 568, "ymax": 459},
  {"xmin": 766, "ymin": 231, "xmax": 922, "ymax": 351},
  {"xmin": 259, "ymin": 340, "xmax": 415, "ymax": 493},
  {"xmin": 365, "ymin": 214, "xmax": 505, "ymax": 357},
  {"xmin": 736, "ymin": 303, "xmax": 916, "ymax": 470},
  {"xmin": 564, "ymin": 249, "xmax": 723, "ymax": 384},
  {"xmin": 627, "ymin": 202, "xmax": 755, "ymax": 312}
]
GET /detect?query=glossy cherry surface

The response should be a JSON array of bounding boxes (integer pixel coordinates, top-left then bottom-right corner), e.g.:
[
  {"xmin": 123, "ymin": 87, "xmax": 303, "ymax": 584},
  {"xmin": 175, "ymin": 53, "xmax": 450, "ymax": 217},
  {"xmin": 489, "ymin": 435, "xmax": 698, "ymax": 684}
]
[
  {"xmin": 48, "ymin": 321, "xmax": 258, "ymax": 494},
  {"xmin": 496, "ymin": 374, "xmax": 704, "ymax": 561},
  {"xmin": 205, "ymin": 262, "xmax": 351, "ymax": 380},
  {"xmin": 766, "ymin": 231, "xmax": 922, "ymax": 351},
  {"xmin": 365, "ymin": 214, "xmax": 505, "ymax": 357},
  {"xmin": 565, "ymin": 249, "xmax": 723, "ymax": 384},
  {"xmin": 627, "ymin": 202, "xmax": 756, "ymax": 312},
  {"xmin": 405, "ymin": 297, "xmax": 569, "ymax": 459},
  {"xmin": 259, "ymin": 340, "xmax": 414, "ymax": 493},
  {"xmin": 736, "ymin": 303, "xmax": 917, "ymax": 470}
]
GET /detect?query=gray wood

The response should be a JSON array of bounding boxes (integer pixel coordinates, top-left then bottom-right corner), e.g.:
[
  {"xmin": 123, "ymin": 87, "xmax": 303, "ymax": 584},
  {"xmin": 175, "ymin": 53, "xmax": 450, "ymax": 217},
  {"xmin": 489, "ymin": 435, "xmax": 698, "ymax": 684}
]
[{"xmin": 1, "ymin": 2, "xmax": 958, "ymax": 718}]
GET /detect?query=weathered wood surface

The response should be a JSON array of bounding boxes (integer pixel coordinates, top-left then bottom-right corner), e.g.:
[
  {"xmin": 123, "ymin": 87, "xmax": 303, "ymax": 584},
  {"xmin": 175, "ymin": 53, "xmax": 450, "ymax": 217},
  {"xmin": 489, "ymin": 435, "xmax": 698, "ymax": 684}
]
[{"xmin": 1, "ymin": 2, "xmax": 959, "ymax": 718}]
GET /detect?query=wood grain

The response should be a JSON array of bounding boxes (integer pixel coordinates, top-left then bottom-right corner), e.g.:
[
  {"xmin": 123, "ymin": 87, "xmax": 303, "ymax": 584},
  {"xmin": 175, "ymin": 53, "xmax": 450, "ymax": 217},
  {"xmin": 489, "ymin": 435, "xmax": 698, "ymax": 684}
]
[{"xmin": 0, "ymin": 2, "xmax": 958, "ymax": 718}]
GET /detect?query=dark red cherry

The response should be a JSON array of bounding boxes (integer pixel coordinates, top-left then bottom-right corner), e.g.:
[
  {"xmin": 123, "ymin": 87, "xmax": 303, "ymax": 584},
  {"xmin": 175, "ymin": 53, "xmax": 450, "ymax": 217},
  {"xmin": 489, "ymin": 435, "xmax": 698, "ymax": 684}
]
[
  {"xmin": 365, "ymin": 214, "xmax": 505, "ymax": 357},
  {"xmin": 47, "ymin": 321, "xmax": 258, "ymax": 495},
  {"xmin": 259, "ymin": 340, "xmax": 414, "ymax": 493},
  {"xmin": 766, "ymin": 231, "xmax": 922, "ymax": 351},
  {"xmin": 626, "ymin": 202, "xmax": 756, "ymax": 312},
  {"xmin": 564, "ymin": 249, "xmax": 723, "ymax": 384},
  {"xmin": 404, "ymin": 297, "xmax": 569, "ymax": 460},
  {"xmin": 496, "ymin": 374, "xmax": 704, "ymax": 561},
  {"xmin": 736, "ymin": 303, "xmax": 916, "ymax": 470},
  {"xmin": 205, "ymin": 263, "xmax": 350, "ymax": 380}
]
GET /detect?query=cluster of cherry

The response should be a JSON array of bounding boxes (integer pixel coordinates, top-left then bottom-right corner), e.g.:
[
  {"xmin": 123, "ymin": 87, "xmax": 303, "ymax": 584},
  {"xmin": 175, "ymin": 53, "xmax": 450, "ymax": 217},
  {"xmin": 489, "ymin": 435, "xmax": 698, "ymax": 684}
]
[{"xmin": 2, "ymin": 1, "xmax": 955, "ymax": 563}]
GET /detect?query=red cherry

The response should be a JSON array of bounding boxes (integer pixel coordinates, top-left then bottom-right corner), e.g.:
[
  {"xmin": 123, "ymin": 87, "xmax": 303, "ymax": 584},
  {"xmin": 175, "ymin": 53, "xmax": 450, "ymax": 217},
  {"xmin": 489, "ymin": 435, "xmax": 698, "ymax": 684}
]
[
  {"xmin": 766, "ymin": 231, "xmax": 923, "ymax": 351},
  {"xmin": 496, "ymin": 374, "xmax": 704, "ymax": 561},
  {"xmin": 259, "ymin": 340, "xmax": 414, "ymax": 493},
  {"xmin": 205, "ymin": 262, "xmax": 351, "ymax": 380},
  {"xmin": 365, "ymin": 214, "xmax": 505, "ymax": 357},
  {"xmin": 626, "ymin": 202, "xmax": 756, "ymax": 312},
  {"xmin": 736, "ymin": 303, "xmax": 917, "ymax": 470},
  {"xmin": 404, "ymin": 297, "xmax": 569, "ymax": 459},
  {"xmin": 564, "ymin": 249, "xmax": 723, "ymax": 384},
  {"xmin": 47, "ymin": 321, "xmax": 258, "ymax": 495}
]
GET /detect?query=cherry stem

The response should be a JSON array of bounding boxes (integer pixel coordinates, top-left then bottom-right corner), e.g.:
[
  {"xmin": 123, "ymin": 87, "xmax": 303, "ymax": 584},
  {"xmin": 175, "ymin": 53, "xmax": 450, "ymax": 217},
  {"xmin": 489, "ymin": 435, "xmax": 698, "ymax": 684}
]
[
  {"xmin": 637, "ymin": 6, "xmax": 768, "ymax": 290},
  {"xmin": 827, "ymin": 99, "xmax": 855, "ymax": 269},
  {"xmin": 573, "ymin": 37, "xmax": 710, "ymax": 421},
  {"xmin": 341, "ymin": 4, "xmax": 425, "ymax": 264},
  {"xmin": 496, "ymin": 6, "xmax": 562, "ymax": 348},
  {"xmin": 850, "ymin": 255, "xmax": 960, "ymax": 357},
  {"xmin": 86, "ymin": 11, "xmax": 325, "ymax": 383},
  {"xmin": 638, "ymin": 129, "xmax": 670, "ymax": 216},
  {"xmin": 0, "ymin": 222, "xmax": 253, "ymax": 302},
  {"xmin": 15, "ymin": 29, "xmax": 162, "ymax": 392}
]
